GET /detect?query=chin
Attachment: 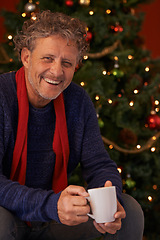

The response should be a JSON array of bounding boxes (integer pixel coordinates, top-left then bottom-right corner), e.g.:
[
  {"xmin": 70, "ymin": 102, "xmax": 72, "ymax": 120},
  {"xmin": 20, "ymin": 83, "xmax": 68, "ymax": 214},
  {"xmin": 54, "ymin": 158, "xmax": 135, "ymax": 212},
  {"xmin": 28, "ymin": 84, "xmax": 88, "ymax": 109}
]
[{"xmin": 41, "ymin": 92, "xmax": 62, "ymax": 101}]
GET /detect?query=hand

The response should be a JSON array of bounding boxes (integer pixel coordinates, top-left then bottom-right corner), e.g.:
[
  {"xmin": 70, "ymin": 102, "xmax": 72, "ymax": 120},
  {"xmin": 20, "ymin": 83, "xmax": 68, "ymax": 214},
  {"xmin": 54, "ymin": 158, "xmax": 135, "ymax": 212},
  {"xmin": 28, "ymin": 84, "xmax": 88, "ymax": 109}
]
[
  {"xmin": 57, "ymin": 185, "xmax": 90, "ymax": 226},
  {"xmin": 93, "ymin": 181, "xmax": 126, "ymax": 235}
]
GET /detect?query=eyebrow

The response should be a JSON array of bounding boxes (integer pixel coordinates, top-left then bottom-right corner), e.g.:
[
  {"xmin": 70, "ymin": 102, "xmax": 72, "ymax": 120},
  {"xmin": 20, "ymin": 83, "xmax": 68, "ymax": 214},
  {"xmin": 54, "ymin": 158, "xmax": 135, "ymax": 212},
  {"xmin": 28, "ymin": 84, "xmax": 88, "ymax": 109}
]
[{"xmin": 44, "ymin": 54, "xmax": 75, "ymax": 62}]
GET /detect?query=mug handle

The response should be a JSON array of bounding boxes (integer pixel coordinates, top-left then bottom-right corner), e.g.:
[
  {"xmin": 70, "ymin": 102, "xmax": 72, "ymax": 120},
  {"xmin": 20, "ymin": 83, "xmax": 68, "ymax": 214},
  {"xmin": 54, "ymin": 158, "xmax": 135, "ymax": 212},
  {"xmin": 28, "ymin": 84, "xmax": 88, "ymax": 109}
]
[
  {"xmin": 87, "ymin": 213, "xmax": 95, "ymax": 219},
  {"xmin": 86, "ymin": 196, "xmax": 95, "ymax": 220}
]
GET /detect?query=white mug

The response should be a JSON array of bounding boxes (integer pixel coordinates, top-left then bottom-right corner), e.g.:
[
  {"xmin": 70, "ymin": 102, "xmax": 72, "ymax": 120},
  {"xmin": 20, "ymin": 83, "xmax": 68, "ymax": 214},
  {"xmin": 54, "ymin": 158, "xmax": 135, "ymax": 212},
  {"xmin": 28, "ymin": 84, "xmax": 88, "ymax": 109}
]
[{"xmin": 87, "ymin": 186, "xmax": 117, "ymax": 223}]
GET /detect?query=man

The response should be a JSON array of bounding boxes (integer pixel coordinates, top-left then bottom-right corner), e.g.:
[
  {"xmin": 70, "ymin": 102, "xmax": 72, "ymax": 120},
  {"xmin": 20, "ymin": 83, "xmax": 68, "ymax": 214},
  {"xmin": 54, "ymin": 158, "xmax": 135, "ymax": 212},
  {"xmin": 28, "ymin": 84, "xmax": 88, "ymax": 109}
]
[{"xmin": 0, "ymin": 10, "xmax": 144, "ymax": 240}]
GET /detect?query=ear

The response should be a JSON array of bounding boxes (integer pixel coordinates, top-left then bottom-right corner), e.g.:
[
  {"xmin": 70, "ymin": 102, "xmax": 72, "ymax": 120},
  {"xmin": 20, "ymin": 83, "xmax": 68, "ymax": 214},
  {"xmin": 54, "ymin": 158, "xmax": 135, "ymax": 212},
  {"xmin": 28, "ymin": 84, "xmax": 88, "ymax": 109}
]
[{"xmin": 21, "ymin": 48, "xmax": 31, "ymax": 68}]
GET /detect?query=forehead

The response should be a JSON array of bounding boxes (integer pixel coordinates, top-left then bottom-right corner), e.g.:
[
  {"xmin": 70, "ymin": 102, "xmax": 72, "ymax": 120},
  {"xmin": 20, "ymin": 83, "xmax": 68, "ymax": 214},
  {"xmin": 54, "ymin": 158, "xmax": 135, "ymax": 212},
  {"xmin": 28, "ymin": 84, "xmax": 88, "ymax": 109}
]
[{"xmin": 33, "ymin": 35, "xmax": 78, "ymax": 57}]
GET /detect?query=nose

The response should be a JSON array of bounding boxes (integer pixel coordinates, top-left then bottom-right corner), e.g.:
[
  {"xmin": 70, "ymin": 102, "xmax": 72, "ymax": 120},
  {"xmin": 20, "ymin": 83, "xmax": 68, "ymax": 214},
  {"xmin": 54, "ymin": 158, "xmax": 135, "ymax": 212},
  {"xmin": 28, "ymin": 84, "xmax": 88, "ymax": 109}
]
[{"xmin": 50, "ymin": 60, "xmax": 63, "ymax": 77}]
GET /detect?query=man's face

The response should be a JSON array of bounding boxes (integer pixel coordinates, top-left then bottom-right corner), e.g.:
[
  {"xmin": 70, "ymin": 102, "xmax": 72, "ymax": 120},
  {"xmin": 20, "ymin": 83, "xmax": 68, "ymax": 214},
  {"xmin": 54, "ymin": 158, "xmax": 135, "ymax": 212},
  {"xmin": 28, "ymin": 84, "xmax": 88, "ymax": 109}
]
[{"xmin": 21, "ymin": 35, "xmax": 78, "ymax": 108}]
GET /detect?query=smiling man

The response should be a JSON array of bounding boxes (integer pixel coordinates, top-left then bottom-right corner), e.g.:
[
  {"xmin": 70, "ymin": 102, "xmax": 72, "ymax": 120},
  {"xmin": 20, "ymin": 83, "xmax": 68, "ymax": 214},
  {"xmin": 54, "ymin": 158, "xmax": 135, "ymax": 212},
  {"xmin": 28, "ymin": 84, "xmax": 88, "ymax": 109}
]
[
  {"xmin": 0, "ymin": 10, "xmax": 144, "ymax": 240},
  {"xmin": 23, "ymin": 35, "xmax": 78, "ymax": 107}
]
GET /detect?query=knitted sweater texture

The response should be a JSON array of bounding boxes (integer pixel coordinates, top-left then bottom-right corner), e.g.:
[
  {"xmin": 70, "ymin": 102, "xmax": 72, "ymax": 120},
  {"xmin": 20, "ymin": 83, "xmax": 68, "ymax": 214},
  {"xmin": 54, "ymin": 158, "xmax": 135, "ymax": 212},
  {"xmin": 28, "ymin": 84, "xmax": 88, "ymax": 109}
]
[{"xmin": 0, "ymin": 71, "xmax": 122, "ymax": 223}]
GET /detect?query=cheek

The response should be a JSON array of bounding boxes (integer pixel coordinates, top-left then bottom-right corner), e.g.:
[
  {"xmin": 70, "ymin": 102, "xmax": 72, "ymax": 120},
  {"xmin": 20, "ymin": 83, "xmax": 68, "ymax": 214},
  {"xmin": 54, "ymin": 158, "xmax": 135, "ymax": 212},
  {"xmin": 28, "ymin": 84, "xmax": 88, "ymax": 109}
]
[{"xmin": 66, "ymin": 69, "xmax": 75, "ymax": 81}]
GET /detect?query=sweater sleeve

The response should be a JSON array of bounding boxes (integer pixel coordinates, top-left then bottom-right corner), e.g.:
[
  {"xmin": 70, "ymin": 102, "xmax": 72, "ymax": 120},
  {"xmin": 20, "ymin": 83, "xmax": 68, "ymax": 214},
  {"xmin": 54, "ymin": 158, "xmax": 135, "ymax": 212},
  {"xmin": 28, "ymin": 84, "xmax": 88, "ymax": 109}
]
[
  {"xmin": 0, "ymin": 175, "xmax": 61, "ymax": 222},
  {"xmin": 0, "ymin": 73, "xmax": 61, "ymax": 222}
]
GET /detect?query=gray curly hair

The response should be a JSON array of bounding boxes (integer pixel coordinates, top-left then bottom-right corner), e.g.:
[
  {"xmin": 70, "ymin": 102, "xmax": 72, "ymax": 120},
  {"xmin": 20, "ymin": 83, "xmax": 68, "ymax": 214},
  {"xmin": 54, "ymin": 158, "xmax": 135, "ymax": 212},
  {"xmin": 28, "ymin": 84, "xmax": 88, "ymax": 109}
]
[{"xmin": 14, "ymin": 10, "xmax": 89, "ymax": 64}]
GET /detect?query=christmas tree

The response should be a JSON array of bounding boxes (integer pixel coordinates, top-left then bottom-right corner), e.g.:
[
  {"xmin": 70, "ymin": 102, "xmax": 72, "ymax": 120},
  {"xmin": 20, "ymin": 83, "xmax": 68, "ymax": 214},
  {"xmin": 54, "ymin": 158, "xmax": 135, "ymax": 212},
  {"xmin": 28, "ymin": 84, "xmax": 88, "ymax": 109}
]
[{"xmin": 1, "ymin": 0, "xmax": 160, "ymax": 239}]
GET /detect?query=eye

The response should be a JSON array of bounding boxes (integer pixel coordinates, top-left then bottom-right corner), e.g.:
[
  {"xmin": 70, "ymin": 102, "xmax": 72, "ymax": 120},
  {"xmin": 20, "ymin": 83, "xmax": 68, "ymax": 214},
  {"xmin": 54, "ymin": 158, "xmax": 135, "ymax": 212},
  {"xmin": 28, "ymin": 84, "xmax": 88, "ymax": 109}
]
[
  {"xmin": 42, "ymin": 57, "xmax": 53, "ymax": 62},
  {"xmin": 62, "ymin": 61, "xmax": 72, "ymax": 68}
]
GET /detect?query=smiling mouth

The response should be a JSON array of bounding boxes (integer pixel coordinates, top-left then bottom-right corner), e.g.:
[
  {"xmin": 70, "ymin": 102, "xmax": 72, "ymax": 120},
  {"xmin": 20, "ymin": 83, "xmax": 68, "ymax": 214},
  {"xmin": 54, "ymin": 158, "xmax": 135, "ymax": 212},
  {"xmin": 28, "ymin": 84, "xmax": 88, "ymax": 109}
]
[{"xmin": 43, "ymin": 77, "xmax": 62, "ymax": 85}]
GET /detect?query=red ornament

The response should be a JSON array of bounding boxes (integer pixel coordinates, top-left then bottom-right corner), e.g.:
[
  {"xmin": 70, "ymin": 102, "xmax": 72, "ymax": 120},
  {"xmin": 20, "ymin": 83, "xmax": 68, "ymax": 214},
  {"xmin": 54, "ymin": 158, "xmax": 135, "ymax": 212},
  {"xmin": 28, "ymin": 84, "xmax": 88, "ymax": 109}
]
[
  {"xmin": 65, "ymin": 0, "xmax": 74, "ymax": 7},
  {"xmin": 147, "ymin": 112, "xmax": 160, "ymax": 130},
  {"xmin": 110, "ymin": 24, "xmax": 123, "ymax": 33},
  {"xmin": 86, "ymin": 31, "xmax": 92, "ymax": 41}
]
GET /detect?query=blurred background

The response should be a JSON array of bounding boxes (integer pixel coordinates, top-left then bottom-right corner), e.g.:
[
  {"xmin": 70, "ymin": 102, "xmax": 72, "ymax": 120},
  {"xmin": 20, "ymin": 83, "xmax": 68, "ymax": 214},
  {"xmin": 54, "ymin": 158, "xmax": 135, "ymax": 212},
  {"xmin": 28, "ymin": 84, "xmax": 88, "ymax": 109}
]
[{"xmin": 0, "ymin": 0, "xmax": 160, "ymax": 239}]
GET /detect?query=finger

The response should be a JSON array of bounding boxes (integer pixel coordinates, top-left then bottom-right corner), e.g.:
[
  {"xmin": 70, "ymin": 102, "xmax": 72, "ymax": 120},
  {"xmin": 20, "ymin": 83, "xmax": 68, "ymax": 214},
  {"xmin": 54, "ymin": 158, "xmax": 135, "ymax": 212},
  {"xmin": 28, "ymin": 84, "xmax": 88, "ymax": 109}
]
[
  {"xmin": 66, "ymin": 185, "xmax": 89, "ymax": 197},
  {"xmin": 115, "ymin": 201, "xmax": 126, "ymax": 219},
  {"xmin": 104, "ymin": 180, "xmax": 112, "ymax": 187},
  {"xmin": 97, "ymin": 222, "xmax": 119, "ymax": 235},
  {"xmin": 73, "ymin": 205, "xmax": 90, "ymax": 216},
  {"xmin": 61, "ymin": 212, "xmax": 89, "ymax": 226},
  {"xmin": 72, "ymin": 195, "xmax": 89, "ymax": 206},
  {"xmin": 104, "ymin": 219, "xmax": 122, "ymax": 232},
  {"xmin": 93, "ymin": 220, "xmax": 106, "ymax": 234}
]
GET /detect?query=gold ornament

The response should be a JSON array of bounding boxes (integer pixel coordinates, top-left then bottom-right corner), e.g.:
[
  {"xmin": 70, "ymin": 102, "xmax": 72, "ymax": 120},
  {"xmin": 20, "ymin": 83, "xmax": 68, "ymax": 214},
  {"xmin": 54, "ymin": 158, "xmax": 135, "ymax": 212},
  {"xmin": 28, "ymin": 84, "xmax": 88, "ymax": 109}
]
[
  {"xmin": 102, "ymin": 131, "xmax": 160, "ymax": 154},
  {"xmin": 88, "ymin": 40, "xmax": 120, "ymax": 59},
  {"xmin": 79, "ymin": 0, "xmax": 90, "ymax": 6},
  {"xmin": 24, "ymin": 0, "xmax": 36, "ymax": 13}
]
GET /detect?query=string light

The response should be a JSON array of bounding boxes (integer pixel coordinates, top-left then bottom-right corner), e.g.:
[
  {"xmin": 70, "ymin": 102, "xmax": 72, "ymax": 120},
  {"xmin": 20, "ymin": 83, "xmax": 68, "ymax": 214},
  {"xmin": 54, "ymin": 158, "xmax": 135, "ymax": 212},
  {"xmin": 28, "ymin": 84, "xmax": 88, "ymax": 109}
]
[
  {"xmin": 155, "ymin": 108, "xmax": 159, "ymax": 112},
  {"xmin": 106, "ymin": 9, "xmax": 111, "ymax": 14},
  {"xmin": 136, "ymin": 145, "xmax": 141, "ymax": 149},
  {"xmin": 8, "ymin": 35, "xmax": 13, "ymax": 40},
  {"xmin": 148, "ymin": 196, "xmax": 153, "ymax": 202},
  {"xmin": 134, "ymin": 89, "xmax": 139, "ymax": 94},
  {"xmin": 114, "ymin": 56, "xmax": 119, "ymax": 61},
  {"xmin": 109, "ymin": 145, "xmax": 113, "ymax": 149},
  {"xmin": 108, "ymin": 99, "xmax": 113, "ymax": 104},
  {"xmin": 129, "ymin": 101, "xmax": 134, "ymax": 107},
  {"xmin": 89, "ymin": 10, "xmax": 94, "ymax": 15},
  {"xmin": 102, "ymin": 70, "xmax": 107, "ymax": 75},
  {"xmin": 80, "ymin": 81, "xmax": 85, "ymax": 87},
  {"xmin": 83, "ymin": 55, "xmax": 88, "ymax": 60},
  {"xmin": 95, "ymin": 95, "xmax": 100, "ymax": 101},
  {"xmin": 128, "ymin": 55, "xmax": 133, "ymax": 60},
  {"xmin": 145, "ymin": 66, "xmax": 150, "ymax": 72},
  {"xmin": 155, "ymin": 100, "xmax": 159, "ymax": 105},
  {"xmin": 151, "ymin": 147, "xmax": 156, "ymax": 152},
  {"xmin": 152, "ymin": 136, "xmax": 156, "ymax": 141},
  {"xmin": 31, "ymin": 15, "xmax": 37, "ymax": 20},
  {"xmin": 22, "ymin": 12, "xmax": 26, "ymax": 17},
  {"xmin": 117, "ymin": 167, "xmax": 122, "ymax": 174}
]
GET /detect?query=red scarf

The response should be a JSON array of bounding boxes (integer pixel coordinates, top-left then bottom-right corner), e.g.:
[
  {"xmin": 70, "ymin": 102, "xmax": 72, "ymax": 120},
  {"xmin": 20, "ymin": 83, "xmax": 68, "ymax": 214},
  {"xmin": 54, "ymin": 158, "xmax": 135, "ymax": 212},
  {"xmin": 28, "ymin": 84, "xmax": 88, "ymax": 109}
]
[{"xmin": 10, "ymin": 67, "xmax": 69, "ymax": 193}]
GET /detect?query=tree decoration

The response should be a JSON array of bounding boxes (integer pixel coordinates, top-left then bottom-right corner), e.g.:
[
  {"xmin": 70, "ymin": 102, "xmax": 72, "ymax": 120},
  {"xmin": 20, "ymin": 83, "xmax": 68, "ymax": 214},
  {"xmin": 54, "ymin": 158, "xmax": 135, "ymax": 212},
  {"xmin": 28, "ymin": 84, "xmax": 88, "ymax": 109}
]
[
  {"xmin": 65, "ymin": 0, "xmax": 74, "ymax": 7},
  {"xmin": 98, "ymin": 118, "xmax": 104, "ymax": 128},
  {"xmin": 125, "ymin": 176, "xmax": 136, "ymax": 189},
  {"xmin": 102, "ymin": 130, "xmax": 160, "ymax": 154},
  {"xmin": 86, "ymin": 31, "xmax": 93, "ymax": 42},
  {"xmin": 147, "ymin": 111, "xmax": 160, "ymax": 130},
  {"xmin": 111, "ymin": 23, "xmax": 123, "ymax": 33},
  {"xmin": 112, "ymin": 68, "xmax": 124, "ymax": 78},
  {"xmin": 88, "ymin": 40, "xmax": 120, "ymax": 59},
  {"xmin": 119, "ymin": 128, "xmax": 138, "ymax": 146},
  {"xmin": 111, "ymin": 56, "xmax": 124, "ymax": 78},
  {"xmin": 24, "ymin": 0, "xmax": 36, "ymax": 13},
  {"xmin": 79, "ymin": 0, "xmax": 90, "ymax": 6}
]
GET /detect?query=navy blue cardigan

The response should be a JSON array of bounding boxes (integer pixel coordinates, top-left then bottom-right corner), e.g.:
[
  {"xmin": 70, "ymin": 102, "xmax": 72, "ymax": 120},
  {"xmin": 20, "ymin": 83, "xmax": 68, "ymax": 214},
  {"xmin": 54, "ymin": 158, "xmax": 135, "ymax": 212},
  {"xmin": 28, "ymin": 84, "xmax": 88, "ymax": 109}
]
[{"xmin": 0, "ymin": 71, "xmax": 122, "ymax": 223}]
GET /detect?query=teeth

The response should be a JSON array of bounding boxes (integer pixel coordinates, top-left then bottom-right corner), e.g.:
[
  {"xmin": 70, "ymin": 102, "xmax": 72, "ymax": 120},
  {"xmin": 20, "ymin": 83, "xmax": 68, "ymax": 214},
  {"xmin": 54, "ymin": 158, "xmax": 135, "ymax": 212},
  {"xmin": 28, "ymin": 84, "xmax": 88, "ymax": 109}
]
[{"xmin": 44, "ymin": 78, "xmax": 60, "ymax": 85}]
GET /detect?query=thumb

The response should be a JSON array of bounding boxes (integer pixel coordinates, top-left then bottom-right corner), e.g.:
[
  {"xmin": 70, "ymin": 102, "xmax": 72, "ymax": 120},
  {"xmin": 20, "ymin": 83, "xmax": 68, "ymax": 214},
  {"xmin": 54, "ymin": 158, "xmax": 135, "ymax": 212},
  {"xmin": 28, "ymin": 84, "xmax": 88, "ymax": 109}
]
[{"xmin": 104, "ymin": 180, "xmax": 113, "ymax": 187}]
